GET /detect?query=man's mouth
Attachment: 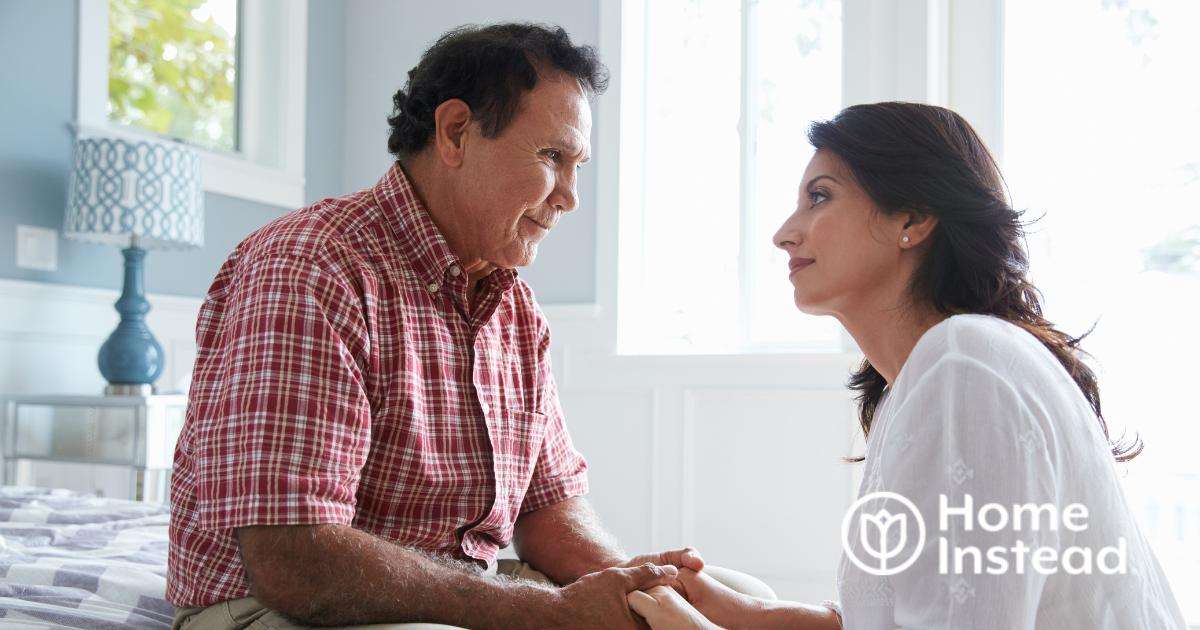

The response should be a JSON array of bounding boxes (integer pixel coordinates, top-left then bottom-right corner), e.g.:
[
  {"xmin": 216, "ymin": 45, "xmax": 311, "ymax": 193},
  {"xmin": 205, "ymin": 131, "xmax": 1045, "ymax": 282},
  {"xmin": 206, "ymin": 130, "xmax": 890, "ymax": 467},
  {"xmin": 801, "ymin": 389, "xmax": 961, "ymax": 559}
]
[
  {"xmin": 789, "ymin": 257, "xmax": 815, "ymax": 273},
  {"xmin": 524, "ymin": 216, "xmax": 553, "ymax": 231}
]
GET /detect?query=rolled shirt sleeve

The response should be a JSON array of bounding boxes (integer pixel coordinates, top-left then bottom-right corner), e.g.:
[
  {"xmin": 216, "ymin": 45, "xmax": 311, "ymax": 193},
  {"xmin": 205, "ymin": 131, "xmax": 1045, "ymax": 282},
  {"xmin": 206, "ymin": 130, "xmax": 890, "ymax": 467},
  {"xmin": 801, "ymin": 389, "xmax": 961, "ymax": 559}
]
[{"xmin": 194, "ymin": 254, "xmax": 373, "ymax": 531}]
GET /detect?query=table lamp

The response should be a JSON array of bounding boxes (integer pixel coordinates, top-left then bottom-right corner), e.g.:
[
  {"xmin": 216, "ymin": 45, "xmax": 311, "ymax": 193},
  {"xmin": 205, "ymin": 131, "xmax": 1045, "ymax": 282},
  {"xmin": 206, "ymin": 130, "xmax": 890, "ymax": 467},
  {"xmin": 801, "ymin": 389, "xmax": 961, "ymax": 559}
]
[{"xmin": 63, "ymin": 137, "xmax": 204, "ymax": 395}]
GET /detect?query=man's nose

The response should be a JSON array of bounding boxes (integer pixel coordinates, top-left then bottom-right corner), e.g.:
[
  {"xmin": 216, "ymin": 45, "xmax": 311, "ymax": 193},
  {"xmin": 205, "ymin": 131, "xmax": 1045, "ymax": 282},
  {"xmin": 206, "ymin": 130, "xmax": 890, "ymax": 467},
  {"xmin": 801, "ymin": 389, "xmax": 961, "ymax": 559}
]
[{"xmin": 551, "ymin": 170, "xmax": 579, "ymax": 213}]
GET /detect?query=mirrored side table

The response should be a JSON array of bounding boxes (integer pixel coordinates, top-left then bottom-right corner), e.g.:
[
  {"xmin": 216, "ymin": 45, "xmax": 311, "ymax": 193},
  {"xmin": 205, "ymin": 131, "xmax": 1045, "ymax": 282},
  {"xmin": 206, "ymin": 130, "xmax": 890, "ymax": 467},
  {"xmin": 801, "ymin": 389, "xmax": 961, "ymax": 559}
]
[{"xmin": 1, "ymin": 394, "xmax": 187, "ymax": 502}]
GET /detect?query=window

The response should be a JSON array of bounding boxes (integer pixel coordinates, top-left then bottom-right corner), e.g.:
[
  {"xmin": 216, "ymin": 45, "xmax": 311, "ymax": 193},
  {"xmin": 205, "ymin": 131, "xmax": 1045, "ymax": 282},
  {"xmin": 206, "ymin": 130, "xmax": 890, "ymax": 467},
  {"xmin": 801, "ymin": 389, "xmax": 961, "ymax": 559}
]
[
  {"xmin": 76, "ymin": 0, "xmax": 307, "ymax": 208},
  {"xmin": 617, "ymin": 0, "xmax": 845, "ymax": 354},
  {"xmin": 108, "ymin": 0, "xmax": 240, "ymax": 152},
  {"xmin": 1004, "ymin": 0, "xmax": 1200, "ymax": 620}
]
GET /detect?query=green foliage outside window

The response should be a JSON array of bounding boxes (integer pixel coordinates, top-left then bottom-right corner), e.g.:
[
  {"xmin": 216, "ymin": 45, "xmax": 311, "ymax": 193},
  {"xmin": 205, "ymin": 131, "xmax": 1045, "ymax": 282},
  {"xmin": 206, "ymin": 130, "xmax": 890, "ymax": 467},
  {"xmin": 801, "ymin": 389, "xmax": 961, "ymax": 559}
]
[{"xmin": 109, "ymin": 0, "xmax": 238, "ymax": 151}]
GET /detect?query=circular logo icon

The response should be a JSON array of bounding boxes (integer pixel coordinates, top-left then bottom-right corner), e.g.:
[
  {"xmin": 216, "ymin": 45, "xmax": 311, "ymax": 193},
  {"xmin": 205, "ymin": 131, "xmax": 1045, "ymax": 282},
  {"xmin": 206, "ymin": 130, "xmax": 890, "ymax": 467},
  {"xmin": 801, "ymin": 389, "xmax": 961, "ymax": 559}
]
[{"xmin": 841, "ymin": 491, "xmax": 926, "ymax": 576}]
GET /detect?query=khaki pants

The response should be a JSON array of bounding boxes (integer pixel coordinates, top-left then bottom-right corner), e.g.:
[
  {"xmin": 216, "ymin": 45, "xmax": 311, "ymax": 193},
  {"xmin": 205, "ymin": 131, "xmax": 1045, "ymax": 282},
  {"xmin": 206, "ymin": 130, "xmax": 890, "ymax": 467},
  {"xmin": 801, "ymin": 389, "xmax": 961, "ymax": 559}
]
[{"xmin": 172, "ymin": 560, "xmax": 776, "ymax": 630}]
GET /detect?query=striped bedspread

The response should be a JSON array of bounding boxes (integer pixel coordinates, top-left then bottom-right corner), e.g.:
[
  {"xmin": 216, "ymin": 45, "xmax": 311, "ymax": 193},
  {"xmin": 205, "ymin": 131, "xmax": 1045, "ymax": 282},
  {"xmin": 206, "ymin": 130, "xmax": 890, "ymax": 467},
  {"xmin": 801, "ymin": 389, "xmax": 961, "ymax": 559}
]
[{"xmin": 0, "ymin": 487, "xmax": 172, "ymax": 629}]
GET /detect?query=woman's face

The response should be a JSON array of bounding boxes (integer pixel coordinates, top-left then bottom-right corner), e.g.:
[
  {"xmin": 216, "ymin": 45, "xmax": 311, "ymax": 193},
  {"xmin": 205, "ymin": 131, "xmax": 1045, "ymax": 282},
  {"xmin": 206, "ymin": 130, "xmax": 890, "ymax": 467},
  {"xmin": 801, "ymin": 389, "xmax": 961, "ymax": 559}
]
[{"xmin": 772, "ymin": 148, "xmax": 913, "ymax": 318}]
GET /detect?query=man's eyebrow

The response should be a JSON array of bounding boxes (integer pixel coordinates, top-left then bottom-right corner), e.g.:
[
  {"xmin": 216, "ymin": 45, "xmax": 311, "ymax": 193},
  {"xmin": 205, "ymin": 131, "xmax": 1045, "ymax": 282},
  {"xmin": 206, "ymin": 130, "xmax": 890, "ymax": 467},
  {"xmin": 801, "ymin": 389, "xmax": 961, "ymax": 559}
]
[
  {"xmin": 805, "ymin": 174, "xmax": 839, "ymax": 190},
  {"xmin": 552, "ymin": 141, "xmax": 590, "ymax": 162}
]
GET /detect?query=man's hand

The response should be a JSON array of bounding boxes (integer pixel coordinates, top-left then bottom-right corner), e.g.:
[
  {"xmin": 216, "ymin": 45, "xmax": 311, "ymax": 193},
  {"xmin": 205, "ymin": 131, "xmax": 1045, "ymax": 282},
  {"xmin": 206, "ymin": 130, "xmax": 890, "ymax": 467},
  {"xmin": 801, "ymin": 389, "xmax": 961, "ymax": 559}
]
[
  {"xmin": 621, "ymin": 548, "xmax": 705, "ymax": 597},
  {"xmin": 628, "ymin": 585, "xmax": 724, "ymax": 630},
  {"xmin": 623, "ymin": 547, "xmax": 706, "ymax": 574},
  {"xmin": 553, "ymin": 564, "xmax": 682, "ymax": 630}
]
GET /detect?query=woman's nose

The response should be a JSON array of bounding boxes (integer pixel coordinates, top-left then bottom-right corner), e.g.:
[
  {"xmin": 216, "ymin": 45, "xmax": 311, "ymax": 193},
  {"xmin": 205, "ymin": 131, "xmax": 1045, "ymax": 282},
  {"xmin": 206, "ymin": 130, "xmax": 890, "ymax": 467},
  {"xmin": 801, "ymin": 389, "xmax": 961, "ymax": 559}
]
[{"xmin": 773, "ymin": 210, "xmax": 802, "ymax": 249}]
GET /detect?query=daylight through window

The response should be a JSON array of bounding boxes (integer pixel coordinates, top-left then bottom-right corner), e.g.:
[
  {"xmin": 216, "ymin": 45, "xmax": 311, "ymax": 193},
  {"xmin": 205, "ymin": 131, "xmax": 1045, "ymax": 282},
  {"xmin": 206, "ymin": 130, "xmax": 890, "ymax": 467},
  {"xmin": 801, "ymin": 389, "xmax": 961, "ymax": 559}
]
[
  {"xmin": 108, "ymin": 0, "xmax": 239, "ymax": 151},
  {"xmin": 619, "ymin": 0, "xmax": 844, "ymax": 354},
  {"xmin": 1004, "ymin": 0, "xmax": 1200, "ymax": 618}
]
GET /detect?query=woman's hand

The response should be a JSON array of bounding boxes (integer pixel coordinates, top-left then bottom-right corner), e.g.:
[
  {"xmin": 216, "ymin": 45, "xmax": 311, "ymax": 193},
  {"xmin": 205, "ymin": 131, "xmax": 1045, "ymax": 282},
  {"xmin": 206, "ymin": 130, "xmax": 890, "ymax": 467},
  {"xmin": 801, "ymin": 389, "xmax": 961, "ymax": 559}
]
[
  {"xmin": 675, "ymin": 568, "xmax": 761, "ymax": 629},
  {"xmin": 628, "ymin": 585, "xmax": 724, "ymax": 630}
]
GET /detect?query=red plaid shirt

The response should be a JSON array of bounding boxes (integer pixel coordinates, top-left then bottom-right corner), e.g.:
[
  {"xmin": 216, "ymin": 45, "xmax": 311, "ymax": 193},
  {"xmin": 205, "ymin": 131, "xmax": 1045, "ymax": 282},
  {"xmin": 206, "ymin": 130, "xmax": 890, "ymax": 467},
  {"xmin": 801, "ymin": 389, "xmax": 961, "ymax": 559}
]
[{"xmin": 166, "ymin": 164, "xmax": 588, "ymax": 607}]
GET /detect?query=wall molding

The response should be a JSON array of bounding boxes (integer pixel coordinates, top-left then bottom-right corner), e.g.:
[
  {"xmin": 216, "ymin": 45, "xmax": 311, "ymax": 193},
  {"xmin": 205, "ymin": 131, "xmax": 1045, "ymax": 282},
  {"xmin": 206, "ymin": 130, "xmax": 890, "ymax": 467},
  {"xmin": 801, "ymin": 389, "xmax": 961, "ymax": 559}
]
[
  {"xmin": 541, "ymin": 302, "xmax": 601, "ymax": 321},
  {"xmin": 0, "ymin": 278, "xmax": 202, "ymax": 396}
]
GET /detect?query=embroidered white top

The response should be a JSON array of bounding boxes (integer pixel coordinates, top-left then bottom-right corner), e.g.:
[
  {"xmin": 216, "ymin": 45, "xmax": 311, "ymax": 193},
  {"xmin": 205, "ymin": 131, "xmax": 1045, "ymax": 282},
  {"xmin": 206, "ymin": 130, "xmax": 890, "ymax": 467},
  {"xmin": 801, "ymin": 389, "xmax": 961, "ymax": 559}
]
[{"xmin": 836, "ymin": 314, "xmax": 1186, "ymax": 629}]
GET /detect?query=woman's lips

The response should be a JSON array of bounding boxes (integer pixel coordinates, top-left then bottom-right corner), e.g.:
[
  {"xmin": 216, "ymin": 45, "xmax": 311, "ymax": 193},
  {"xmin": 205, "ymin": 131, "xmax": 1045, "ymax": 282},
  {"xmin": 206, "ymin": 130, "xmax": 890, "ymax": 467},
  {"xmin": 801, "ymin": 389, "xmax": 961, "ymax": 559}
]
[{"xmin": 789, "ymin": 257, "xmax": 815, "ymax": 274}]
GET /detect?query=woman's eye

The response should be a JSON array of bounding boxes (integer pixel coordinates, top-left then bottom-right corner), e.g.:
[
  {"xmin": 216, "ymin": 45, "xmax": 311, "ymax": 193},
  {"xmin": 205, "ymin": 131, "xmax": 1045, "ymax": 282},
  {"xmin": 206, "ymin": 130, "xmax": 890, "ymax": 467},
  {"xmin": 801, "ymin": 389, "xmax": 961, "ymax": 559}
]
[{"xmin": 809, "ymin": 191, "xmax": 829, "ymax": 207}]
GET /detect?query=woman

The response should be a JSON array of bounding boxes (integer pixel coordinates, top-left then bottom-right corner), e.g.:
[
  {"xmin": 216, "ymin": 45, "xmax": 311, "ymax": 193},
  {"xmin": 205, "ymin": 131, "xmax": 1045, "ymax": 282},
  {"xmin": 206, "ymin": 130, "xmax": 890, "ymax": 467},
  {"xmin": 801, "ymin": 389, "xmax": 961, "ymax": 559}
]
[{"xmin": 627, "ymin": 103, "xmax": 1187, "ymax": 629}]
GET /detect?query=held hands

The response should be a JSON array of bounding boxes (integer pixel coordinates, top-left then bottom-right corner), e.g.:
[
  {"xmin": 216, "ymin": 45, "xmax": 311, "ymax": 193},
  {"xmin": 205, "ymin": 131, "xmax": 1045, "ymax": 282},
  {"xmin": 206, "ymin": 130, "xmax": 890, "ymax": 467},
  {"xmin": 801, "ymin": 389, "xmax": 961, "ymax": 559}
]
[
  {"xmin": 549, "ymin": 547, "xmax": 710, "ymax": 630},
  {"xmin": 627, "ymin": 586, "xmax": 723, "ymax": 630},
  {"xmin": 629, "ymin": 569, "xmax": 759, "ymax": 630},
  {"xmin": 621, "ymin": 547, "xmax": 706, "ymax": 574},
  {"xmin": 620, "ymin": 547, "xmax": 706, "ymax": 598},
  {"xmin": 555, "ymin": 563, "xmax": 680, "ymax": 630}
]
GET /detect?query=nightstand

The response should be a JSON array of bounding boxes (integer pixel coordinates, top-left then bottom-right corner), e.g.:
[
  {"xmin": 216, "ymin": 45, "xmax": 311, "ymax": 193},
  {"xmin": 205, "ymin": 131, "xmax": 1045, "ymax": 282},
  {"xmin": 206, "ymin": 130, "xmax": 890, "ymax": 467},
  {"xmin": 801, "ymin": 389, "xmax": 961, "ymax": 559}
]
[{"xmin": 1, "ymin": 394, "xmax": 187, "ymax": 502}]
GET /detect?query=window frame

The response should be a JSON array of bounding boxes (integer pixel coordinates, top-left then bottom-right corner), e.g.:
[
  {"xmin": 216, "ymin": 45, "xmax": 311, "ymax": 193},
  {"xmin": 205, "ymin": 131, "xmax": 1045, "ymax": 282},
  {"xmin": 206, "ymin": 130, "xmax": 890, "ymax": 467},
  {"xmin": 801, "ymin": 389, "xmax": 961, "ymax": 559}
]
[
  {"xmin": 604, "ymin": 0, "xmax": 1004, "ymax": 355},
  {"xmin": 75, "ymin": 0, "xmax": 308, "ymax": 209}
]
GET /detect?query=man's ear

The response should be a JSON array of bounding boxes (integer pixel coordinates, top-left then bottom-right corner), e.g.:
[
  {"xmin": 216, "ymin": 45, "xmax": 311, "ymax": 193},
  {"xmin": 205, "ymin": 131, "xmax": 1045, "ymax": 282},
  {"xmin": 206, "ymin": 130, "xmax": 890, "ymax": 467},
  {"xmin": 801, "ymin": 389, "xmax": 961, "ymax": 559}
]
[
  {"xmin": 433, "ymin": 99, "xmax": 472, "ymax": 168},
  {"xmin": 899, "ymin": 211, "xmax": 939, "ymax": 247}
]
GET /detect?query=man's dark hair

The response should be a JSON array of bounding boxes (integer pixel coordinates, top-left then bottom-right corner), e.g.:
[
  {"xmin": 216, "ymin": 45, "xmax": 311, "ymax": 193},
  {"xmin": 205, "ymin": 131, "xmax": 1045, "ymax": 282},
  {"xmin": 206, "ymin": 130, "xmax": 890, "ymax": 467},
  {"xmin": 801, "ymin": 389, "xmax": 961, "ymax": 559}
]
[{"xmin": 387, "ymin": 23, "xmax": 609, "ymax": 161}]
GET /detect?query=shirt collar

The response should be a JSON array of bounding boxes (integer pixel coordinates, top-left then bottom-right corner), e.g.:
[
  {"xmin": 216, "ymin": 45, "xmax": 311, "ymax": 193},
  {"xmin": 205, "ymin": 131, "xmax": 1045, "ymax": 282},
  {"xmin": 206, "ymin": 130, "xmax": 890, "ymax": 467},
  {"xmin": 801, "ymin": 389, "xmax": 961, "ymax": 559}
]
[{"xmin": 372, "ymin": 162, "xmax": 517, "ymax": 297}]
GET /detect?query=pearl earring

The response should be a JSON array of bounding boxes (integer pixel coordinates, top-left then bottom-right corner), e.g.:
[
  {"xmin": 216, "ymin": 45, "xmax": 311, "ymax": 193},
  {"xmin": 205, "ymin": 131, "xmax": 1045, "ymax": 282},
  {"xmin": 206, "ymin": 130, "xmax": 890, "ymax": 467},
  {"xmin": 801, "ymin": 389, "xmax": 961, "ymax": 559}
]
[{"xmin": 903, "ymin": 236, "xmax": 910, "ymax": 243}]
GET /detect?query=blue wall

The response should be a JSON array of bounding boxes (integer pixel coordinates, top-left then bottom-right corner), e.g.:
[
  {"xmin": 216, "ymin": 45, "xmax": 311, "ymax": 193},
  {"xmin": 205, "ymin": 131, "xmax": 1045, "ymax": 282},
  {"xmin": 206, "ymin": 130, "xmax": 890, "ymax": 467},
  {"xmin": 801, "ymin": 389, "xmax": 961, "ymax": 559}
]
[
  {"xmin": 0, "ymin": 0, "xmax": 598, "ymax": 303},
  {"xmin": 0, "ymin": 0, "xmax": 348, "ymax": 298}
]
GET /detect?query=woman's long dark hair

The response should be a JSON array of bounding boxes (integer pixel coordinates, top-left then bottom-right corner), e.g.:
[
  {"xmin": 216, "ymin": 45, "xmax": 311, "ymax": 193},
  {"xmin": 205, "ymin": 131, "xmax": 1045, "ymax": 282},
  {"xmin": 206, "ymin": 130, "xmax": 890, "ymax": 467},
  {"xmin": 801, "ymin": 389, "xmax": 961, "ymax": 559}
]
[{"xmin": 808, "ymin": 102, "xmax": 1141, "ymax": 462}]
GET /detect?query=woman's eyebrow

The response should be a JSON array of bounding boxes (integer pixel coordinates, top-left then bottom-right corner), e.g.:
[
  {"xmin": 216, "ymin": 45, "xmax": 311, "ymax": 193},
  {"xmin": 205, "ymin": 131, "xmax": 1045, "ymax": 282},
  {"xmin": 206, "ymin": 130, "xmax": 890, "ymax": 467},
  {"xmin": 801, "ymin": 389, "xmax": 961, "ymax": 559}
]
[{"xmin": 805, "ymin": 174, "xmax": 840, "ymax": 190}]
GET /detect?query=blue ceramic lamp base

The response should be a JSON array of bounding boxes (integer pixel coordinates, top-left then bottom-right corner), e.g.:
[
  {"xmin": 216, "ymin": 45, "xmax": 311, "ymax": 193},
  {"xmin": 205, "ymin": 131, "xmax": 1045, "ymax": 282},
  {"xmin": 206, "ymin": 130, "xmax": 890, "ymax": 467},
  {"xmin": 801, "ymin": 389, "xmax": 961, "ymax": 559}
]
[{"xmin": 98, "ymin": 246, "xmax": 165, "ymax": 393}]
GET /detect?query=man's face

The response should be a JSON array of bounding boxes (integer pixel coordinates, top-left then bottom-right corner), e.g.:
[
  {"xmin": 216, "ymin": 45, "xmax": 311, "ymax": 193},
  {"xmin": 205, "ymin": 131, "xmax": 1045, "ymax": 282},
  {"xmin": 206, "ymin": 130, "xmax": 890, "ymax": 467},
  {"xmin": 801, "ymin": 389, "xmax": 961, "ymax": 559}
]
[{"xmin": 453, "ymin": 71, "xmax": 592, "ymax": 270}]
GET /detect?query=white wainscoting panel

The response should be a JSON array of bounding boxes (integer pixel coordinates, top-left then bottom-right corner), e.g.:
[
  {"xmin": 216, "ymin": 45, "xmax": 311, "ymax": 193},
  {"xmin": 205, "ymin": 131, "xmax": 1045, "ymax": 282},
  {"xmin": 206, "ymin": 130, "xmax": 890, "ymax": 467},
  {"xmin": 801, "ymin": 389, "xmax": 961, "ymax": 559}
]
[
  {"xmin": 559, "ymin": 389, "xmax": 658, "ymax": 555},
  {"xmin": 683, "ymin": 388, "xmax": 857, "ymax": 603},
  {"xmin": 0, "ymin": 278, "xmax": 202, "ymax": 397},
  {"xmin": 547, "ymin": 341, "xmax": 866, "ymax": 604},
  {"xmin": 0, "ymin": 278, "xmax": 202, "ymax": 498}
]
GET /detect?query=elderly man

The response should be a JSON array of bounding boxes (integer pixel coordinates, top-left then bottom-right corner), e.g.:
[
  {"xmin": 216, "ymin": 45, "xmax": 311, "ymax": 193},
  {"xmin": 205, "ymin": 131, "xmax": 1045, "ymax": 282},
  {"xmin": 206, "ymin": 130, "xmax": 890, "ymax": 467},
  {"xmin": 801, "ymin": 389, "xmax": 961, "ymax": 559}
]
[{"xmin": 167, "ymin": 23, "xmax": 770, "ymax": 630}]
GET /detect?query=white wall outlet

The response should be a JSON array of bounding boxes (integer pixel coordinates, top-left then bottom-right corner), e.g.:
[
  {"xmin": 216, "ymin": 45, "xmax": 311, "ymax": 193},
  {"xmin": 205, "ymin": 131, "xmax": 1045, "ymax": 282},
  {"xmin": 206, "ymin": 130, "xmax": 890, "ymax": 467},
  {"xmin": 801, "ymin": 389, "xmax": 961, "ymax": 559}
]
[{"xmin": 16, "ymin": 224, "xmax": 59, "ymax": 272}]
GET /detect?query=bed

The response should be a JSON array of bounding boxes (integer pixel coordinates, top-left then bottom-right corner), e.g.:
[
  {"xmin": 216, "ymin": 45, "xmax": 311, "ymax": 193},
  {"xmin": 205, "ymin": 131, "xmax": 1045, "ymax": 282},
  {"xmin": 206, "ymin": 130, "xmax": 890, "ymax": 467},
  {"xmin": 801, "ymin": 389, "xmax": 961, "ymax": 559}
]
[{"xmin": 0, "ymin": 486, "xmax": 173, "ymax": 629}]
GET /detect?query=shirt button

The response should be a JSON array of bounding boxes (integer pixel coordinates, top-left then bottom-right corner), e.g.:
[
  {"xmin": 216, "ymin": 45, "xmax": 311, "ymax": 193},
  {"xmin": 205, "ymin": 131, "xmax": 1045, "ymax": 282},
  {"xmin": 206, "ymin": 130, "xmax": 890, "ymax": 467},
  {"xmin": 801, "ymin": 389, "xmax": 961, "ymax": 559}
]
[
  {"xmin": 427, "ymin": 282, "xmax": 439, "ymax": 293},
  {"xmin": 480, "ymin": 401, "xmax": 490, "ymax": 416},
  {"xmin": 449, "ymin": 266, "xmax": 462, "ymax": 277}
]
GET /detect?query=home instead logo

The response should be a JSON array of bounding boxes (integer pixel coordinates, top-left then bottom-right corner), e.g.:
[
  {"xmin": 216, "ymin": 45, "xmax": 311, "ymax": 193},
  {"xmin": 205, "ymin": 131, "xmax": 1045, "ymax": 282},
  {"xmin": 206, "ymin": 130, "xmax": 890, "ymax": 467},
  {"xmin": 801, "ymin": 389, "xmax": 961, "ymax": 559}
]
[
  {"xmin": 841, "ymin": 492, "xmax": 1128, "ymax": 576},
  {"xmin": 842, "ymin": 492, "xmax": 926, "ymax": 576}
]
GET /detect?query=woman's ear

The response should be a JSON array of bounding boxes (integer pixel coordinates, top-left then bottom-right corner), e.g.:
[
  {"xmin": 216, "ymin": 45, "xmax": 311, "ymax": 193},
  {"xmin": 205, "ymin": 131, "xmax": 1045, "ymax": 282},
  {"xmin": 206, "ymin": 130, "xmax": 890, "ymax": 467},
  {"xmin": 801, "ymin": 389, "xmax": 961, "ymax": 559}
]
[
  {"xmin": 433, "ymin": 99, "xmax": 472, "ymax": 168},
  {"xmin": 900, "ymin": 211, "xmax": 939, "ymax": 247}
]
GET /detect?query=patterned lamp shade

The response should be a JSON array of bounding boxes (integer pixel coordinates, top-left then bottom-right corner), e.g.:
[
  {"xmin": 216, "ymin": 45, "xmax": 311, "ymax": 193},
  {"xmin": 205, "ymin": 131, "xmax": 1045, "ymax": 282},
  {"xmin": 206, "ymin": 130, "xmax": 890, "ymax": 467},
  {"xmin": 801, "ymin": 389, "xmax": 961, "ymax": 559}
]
[{"xmin": 64, "ymin": 137, "xmax": 204, "ymax": 250}]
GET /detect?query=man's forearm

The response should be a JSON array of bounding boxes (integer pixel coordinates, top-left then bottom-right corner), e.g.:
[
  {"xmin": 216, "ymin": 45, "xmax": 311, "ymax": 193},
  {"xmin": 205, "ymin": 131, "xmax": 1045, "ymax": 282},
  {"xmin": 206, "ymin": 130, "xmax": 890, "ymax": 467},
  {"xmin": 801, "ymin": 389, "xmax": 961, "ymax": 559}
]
[
  {"xmin": 237, "ymin": 524, "xmax": 560, "ymax": 628},
  {"xmin": 512, "ymin": 496, "xmax": 628, "ymax": 584}
]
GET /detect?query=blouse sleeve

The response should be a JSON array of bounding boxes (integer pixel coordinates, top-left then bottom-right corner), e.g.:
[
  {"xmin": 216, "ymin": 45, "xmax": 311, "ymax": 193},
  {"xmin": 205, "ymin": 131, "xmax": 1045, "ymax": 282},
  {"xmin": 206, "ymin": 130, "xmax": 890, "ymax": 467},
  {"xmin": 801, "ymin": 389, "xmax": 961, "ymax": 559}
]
[{"xmin": 878, "ymin": 353, "xmax": 1061, "ymax": 630}]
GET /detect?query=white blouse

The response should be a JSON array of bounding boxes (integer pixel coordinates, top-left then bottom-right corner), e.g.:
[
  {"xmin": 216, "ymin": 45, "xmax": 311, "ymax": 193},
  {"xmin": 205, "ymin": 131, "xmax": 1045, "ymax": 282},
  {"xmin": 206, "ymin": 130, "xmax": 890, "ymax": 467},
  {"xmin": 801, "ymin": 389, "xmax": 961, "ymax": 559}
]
[{"xmin": 836, "ymin": 314, "xmax": 1187, "ymax": 629}]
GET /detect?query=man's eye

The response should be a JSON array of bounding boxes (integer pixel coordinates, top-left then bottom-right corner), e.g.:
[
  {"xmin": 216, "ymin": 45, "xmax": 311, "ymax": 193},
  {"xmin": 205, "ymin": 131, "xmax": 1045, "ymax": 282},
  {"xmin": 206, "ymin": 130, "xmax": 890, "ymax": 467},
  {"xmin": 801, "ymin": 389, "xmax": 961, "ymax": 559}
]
[{"xmin": 543, "ymin": 149, "xmax": 560, "ymax": 160}]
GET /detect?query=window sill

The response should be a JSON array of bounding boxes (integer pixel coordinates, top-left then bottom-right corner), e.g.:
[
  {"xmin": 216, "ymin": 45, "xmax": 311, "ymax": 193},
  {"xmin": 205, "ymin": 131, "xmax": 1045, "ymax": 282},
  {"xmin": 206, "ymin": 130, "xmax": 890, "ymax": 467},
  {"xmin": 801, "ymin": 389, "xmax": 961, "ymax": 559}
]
[
  {"xmin": 75, "ymin": 0, "xmax": 308, "ymax": 211},
  {"xmin": 73, "ymin": 122, "xmax": 306, "ymax": 210}
]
